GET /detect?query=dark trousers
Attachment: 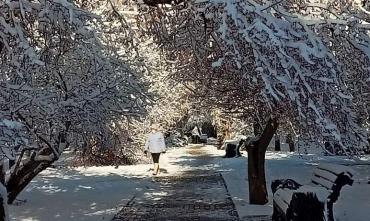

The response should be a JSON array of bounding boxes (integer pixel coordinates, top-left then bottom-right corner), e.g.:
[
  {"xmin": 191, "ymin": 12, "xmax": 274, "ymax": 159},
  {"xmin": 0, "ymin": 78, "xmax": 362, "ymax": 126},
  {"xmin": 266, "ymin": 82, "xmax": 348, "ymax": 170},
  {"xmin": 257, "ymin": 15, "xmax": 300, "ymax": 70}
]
[{"xmin": 151, "ymin": 153, "xmax": 160, "ymax": 163}]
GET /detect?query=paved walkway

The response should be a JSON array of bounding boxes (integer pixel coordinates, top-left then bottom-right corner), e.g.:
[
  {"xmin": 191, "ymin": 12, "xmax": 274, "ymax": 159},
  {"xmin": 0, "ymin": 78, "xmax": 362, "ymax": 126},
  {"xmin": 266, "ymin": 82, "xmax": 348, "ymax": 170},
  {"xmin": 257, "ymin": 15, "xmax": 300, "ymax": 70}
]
[
  {"xmin": 112, "ymin": 145, "xmax": 273, "ymax": 221},
  {"xmin": 112, "ymin": 145, "xmax": 239, "ymax": 221}
]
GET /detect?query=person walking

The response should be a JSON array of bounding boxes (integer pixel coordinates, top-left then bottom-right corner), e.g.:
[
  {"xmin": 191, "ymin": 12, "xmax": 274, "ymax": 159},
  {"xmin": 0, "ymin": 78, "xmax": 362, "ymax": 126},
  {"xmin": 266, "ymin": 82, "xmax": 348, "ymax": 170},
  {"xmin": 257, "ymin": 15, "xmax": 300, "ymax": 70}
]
[{"xmin": 144, "ymin": 124, "xmax": 166, "ymax": 175}]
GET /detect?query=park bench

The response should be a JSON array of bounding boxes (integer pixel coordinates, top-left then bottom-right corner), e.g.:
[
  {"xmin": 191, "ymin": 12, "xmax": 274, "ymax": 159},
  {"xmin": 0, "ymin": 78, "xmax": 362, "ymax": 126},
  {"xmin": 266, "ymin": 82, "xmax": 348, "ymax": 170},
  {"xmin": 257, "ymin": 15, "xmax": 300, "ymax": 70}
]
[
  {"xmin": 271, "ymin": 163, "xmax": 354, "ymax": 221},
  {"xmin": 223, "ymin": 143, "xmax": 242, "ymax": 158}
]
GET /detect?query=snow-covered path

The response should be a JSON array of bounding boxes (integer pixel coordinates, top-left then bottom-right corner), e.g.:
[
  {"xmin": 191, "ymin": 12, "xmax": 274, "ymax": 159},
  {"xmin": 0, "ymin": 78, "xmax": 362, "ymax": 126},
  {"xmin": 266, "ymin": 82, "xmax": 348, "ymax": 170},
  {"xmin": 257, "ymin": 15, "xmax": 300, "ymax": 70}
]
[
  {"xmin": 9, "ymin": 144, "xmax": 370, "ymax": 221},
  {"xmin": 112, "ymin": 144, "xmax": 239, "ymax": 221},
  {"xmin": 9, "ymin": 144, "xmax": 230, "ymax": 221}
]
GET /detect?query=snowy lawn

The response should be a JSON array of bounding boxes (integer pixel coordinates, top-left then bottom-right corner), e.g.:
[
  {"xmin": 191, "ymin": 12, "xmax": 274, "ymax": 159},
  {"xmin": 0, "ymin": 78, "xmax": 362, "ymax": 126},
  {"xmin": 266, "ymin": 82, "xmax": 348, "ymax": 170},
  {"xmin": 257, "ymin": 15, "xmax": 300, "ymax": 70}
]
[
  {"xmin": 10, "ymin": 145, "xmax": 370, "ymax": 221},
  {"xmin": 9, "ymin": 147, "xmax": 191, "ymax": 221},
  {"xmin": 10, "ymin": 146, "xmax": 222, "ymax": 221},
  {"xmin": 218, "ymin": 149, "xmax": 370, "ymax": 221},
  {"xmin": 9, "ymin": 166, "xmax": 148, "ymax": 221}
]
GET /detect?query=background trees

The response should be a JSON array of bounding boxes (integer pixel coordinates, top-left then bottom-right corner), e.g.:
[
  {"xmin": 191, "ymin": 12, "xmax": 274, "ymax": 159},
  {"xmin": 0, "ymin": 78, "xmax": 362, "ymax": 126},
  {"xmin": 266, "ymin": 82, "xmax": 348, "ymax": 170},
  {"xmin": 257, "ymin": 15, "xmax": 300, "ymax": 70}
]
[
  {"xmin": 0, "ymin": 0, "xmax": 368, "ymax": 214},
  {"xmin": 0, "ymin": 0, "xmax": 147, "ymax": 207},
  {"xmin": 138, "ymin": 0, "xmax": 369, "ymax": 204}
]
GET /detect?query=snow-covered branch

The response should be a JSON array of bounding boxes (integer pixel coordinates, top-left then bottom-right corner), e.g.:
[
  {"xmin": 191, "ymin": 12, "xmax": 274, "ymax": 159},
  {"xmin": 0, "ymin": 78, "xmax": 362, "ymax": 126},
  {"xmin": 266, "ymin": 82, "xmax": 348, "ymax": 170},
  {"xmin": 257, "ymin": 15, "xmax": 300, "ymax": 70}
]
[
  {"xmin": 0, "ymin": 0, "xmax": 150, "ymax": 202},
  {"xmin": 138, "ymin": 0, "xmax": 369, "ymax": 153}
]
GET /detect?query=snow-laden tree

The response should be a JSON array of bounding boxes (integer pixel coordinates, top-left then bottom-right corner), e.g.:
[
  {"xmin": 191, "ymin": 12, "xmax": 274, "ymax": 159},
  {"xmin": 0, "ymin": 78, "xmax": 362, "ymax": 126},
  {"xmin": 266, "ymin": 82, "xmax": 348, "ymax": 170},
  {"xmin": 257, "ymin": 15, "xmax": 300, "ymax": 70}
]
[
  {"xmin": 0, "ymin": 0, "xmax": 147, "ymax": 208},
  {"xmin": 133, "ymin": 26, "xmax": 191, "ymax": 147},
  {"xmin": 284, "ymin": 0, "xmax": 370, "ymax": 149},
  {"xmin": 139, "ymin": 0, "xmax": 369, "ymax": 204},
  {"xmin": 0, "ymin": 118, "xmax": 23, "ymax": 221},
  {"xmin": 63, "ymin": 0, "xmax": 153, "ymax": 166}
]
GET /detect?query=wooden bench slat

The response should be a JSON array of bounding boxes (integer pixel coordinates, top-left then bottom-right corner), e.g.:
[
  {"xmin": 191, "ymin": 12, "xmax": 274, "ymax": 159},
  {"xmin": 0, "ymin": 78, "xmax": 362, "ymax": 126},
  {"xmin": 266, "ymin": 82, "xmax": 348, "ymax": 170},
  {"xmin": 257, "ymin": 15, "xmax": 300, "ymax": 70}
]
[
  {"xmin": 312, "ymin": 176, "xmax": 334, "ymax": 190},
  {"xmin": 273, "ymin": 163, "xmax": 355, "ymax": 221},
  {"xmin": 298, "ymin": 185, "xmax": 330, "ymax": 203},
  {"xmin": 313, "ymin": 168, "xmax": 338, "ymax": 183},
  {"xmin": 274, "ymin": 190, "xmax": 290, "ymax": 213},
  {"xmin": 318, "ymin": 163, "xmax": 354, "ymax": 177},
  {"xmin": 274, "ymin": 197, "xmax": 289, "ymax": 213},
  {"xmin": 275, "ymin": 189, "xmax": 294, "ymax": 204}
]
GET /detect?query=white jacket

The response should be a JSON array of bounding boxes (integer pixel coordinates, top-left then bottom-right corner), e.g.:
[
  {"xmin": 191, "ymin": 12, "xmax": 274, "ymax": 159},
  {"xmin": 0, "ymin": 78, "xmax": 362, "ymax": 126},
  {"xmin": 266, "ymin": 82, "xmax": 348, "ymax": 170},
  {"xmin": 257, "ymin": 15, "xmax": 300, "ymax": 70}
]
[{"xmin": 144, "ymin": 132, "xmax": 166, "ymax": 153}]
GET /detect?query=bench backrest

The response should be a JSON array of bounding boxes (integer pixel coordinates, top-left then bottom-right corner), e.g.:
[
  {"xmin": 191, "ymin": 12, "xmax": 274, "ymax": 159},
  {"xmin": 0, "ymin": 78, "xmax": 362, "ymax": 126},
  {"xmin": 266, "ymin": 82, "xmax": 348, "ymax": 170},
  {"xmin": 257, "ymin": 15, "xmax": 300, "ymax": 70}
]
[{"xmin": 311, "ymin": 163, "xmax": 354, "ymax": 202}]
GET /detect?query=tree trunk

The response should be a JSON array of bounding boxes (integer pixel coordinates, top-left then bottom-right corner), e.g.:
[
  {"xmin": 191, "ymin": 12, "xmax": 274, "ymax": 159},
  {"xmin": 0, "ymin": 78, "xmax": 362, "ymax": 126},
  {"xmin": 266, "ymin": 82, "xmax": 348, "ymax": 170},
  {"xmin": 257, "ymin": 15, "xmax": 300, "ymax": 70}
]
[
  {"xmin": 287, "ymin": 133, "xmax": 295, "ymax": 152},
  {"xmin": 248, "ymin": 145, "xmax": 268, "ymax": 204},
  {"xmin": 201, "ymin": 121, "xmax": 217, "ymax": 138},
  {"xmin": 6, "ymin": 144, "xmax": 60, "ymax": 204},
  {"xmin": 248, "ymin": 117, "xmax": 279, "ymax": 205},
  {"xmin": 275, "ymin": 134, "xmax": 281, "ymax": 151},
  {"xmin": 0, "ymin": 163, "xmax": 5, "ymax": 185},
  {"xmin": 5, "ymin": 128, "xmax": 68, "ymax": 204},
  {"xmin": 6, "ymin": 159, "xmax": 52, "ymax": 204},
  {"xmin": 0, "ymin": 183, "xmax": 9, "ymax": 221}
]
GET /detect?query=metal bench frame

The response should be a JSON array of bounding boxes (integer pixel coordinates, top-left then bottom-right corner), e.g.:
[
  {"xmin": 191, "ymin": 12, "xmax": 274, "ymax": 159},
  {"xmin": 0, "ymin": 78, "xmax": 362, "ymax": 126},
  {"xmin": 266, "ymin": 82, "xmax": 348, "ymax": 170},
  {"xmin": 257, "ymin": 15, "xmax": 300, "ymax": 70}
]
[{"xmin": 272, "ymin": 163, "xmax": 354, "ymax": 221}]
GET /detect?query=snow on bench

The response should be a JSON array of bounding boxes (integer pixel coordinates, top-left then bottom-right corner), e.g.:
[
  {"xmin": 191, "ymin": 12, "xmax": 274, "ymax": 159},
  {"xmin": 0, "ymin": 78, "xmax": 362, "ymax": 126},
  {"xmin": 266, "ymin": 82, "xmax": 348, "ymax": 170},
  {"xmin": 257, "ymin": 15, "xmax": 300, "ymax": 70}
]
[
  {"xmin": 274, "ymin": 188, "xmax": 293, "ymax": 213},
  {"xmin": 221, "ymin": 135, "xmax": 247, "ymax": 150},
  {"xmin": 272, "ymin": 163, "xmax": 354, "ymax": 221},
  {"xmin": 316, "ymin": 163, "xmax": 355, "ymax": 177}
]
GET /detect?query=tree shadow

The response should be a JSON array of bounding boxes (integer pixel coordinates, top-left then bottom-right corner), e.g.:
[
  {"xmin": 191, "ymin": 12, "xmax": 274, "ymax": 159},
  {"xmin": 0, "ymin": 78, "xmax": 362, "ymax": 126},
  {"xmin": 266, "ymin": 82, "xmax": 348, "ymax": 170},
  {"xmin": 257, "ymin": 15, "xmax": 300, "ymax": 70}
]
[{"xmin": 9, "ymin": 165, "xmax": 155, "ymax": 221}]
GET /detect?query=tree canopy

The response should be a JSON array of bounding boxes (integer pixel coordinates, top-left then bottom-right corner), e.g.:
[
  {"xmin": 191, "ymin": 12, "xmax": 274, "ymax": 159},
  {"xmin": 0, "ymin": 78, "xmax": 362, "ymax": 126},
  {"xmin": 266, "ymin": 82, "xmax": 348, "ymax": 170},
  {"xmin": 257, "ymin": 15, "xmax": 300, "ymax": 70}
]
[{"xmin": 138, "ymin": 0, "xmax": 370, "ymax": 153}]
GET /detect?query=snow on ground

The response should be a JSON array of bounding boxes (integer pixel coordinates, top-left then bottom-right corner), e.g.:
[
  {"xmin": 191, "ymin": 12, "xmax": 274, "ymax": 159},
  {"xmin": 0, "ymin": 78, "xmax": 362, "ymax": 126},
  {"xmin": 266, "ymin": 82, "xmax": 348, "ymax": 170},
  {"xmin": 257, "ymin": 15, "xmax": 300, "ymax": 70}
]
[
  {"xmin": 9, "ymin": 147, "xmax": 192, "ymax": 221},
  {"xmin": 10, "ymin": 145, "xmax": 370, "ymax": 221},
  {"xmin": 215, "ymin": 148, "xmax": 370, "ymax": 221},
  {"xmin": 9, "ymin": 165, "xmax": 145, "ymax": 221}
]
